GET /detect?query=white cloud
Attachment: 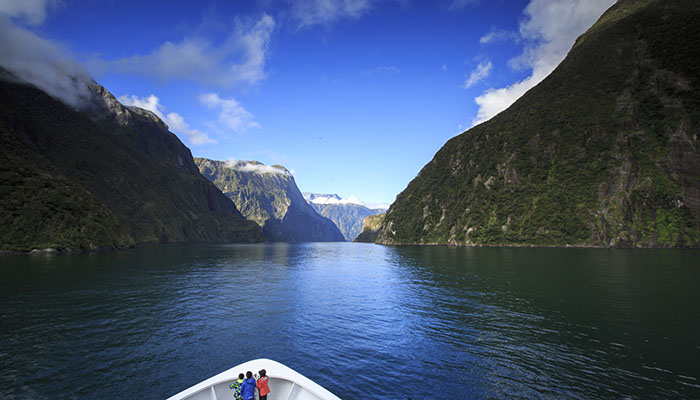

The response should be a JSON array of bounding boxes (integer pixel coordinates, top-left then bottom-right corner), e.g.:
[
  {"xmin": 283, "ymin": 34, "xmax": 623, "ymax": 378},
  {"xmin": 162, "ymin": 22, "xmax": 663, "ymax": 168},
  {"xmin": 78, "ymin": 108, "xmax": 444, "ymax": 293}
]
[
  {"xmin": 479, "ymin": 28, "xmax": 519, "ymax": 44},
  {"xmin": 224, "ymin": 159, "xmax": 289, "ymax": 175},
  {"xmin": 97, "ymin": 14, "xmax": 275, "ymax": 88},
  {"xmin": 164, "ymin": 113, "xmax": 216, "ymax": 145},
  {"xmin": 288, "ymin": 0, "xmax": 373, "ymax": 28},
  {"xmin": 462, "ymin": 61, "xmax": 492, "ymax": 89},
  {"xmin": 119, "ymin": 94, "xmax": 216, "ymax": 145},
  {"xmin": 471, "ymin": 0, "xmax": 615, "ymax": 126},
  {"xmin": 310, "ymin": 194, "xmax": 362, "ymax": 206},
  {"xmin": 0, "ymin": 0, "xmax": 57, "ymax": 25},
  {"xmin": 307, "ymin": 193, "xmax": 388, "ymax": 210},
  {"xmin": 442, "ymin": 64, "xmax": 448, "ymax": 72},
  {"xmin": 118, "ymin": 94, "xmax": 161, "ymax": 117},
  {"xmin": 199, "ymin": 93, "xmax": 261, "ymax": 134},
  {"xmin": 0, "ymin": 15, "xmax": 94, "ymax": 109}
]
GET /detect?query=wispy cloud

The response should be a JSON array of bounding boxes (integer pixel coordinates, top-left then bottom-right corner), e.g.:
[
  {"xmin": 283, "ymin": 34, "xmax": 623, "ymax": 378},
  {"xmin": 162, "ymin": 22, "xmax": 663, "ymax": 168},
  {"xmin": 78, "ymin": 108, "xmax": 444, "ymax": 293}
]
[
  {"xmin": 94, "ymin": 14, "xmax": 275, "ymax": 88},
  {"xmin": 0, "ymin": 15, "xmax": 95, "ymax": 109},
  {"xmin": 462, "ymin": 61, "xmax": 492, "ymax": 89},
  {"xmin": 471, "ymin": 0, "xmax": 615, "ymax": 126},
  {"xmin": 118, "ymin": 94, "xmax": 216, "ymax": 145},
  {"xmin": 199, "ymin": 93, "xmax": 261, "ymax": 134},
  {"xmin": 224, "ymin": 159, "xmax": 290, "ymax": 175},
  {"xmin": 287, "ymin": 0, "xmax": 374, "ymax": 28},
  {"xmin": 306, "ymin": 193, "xmax": 389, "ymax": 209},
  {"xmin": 0, "ymin": 0, "xmax": 58, "ymax": 25},
  {"xmin": 479, "ymin": 28, "xmax": 519, "ymax": 44}
]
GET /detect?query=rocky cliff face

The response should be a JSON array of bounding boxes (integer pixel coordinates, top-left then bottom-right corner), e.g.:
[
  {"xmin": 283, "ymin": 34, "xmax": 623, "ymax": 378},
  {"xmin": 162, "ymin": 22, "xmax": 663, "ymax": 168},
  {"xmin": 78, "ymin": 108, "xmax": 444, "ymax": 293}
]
[
  {"xmin": 195, "ymin": 158, "xmax": 345, "ymax": 242},
  {"xmin": 354, "ymin": 213, "xmax": 386, "ymax": 243},
  {"xmin": 377, "ymin": 0, "xmax": 700, "ymax": 248},
  {"xmin": 0, "ymin": 72, "xmax": 264, "ymax": 252},
  {"xmin": 303, "ymin": 193, "xmax": 386, "ymax": 241}
]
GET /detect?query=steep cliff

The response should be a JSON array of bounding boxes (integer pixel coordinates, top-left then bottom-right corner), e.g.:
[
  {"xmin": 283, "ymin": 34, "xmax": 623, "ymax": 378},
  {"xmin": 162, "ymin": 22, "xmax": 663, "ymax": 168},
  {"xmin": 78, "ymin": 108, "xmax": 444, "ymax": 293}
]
[
  {"xmin": 0, "ymin": 73, "xmax": 264, "ymax": 252},
  {"xmin": 354, "ymin": 213, "xmax": 386, "ymax": 243},
  {"xmin": 377, "ymin": 0, "xmax": 700, "ymax": 247},
  {"xmin": 195, "ymin": 158, "xmax": 345, "ymax": 242},
  {"xmin": 303, "ymin": 193, "xmax": 386, "ymax": 241}
]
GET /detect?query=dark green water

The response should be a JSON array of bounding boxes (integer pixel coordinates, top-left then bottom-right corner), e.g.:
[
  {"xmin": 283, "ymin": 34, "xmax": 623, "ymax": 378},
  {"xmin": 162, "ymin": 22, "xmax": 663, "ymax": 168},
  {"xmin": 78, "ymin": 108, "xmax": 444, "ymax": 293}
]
[{"xmin": 0, "ymin": 243, "xmax": 698, "ymax": 399}]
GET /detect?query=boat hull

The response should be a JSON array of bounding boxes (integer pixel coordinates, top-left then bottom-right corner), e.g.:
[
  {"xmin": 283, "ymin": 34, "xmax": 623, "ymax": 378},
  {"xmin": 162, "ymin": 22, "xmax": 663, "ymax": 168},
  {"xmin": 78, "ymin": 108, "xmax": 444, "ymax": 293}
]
[{"xmin": 167, "ymin": 359, "xmax": 341, "ymax": 400}]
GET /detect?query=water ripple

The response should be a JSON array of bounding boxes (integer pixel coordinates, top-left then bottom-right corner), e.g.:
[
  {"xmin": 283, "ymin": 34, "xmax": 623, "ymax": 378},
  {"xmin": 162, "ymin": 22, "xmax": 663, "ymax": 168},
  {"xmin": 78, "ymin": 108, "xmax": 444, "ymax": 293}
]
[{"xmin": 0, "ymin": 244, "xmax": 698, "ymax": 399}]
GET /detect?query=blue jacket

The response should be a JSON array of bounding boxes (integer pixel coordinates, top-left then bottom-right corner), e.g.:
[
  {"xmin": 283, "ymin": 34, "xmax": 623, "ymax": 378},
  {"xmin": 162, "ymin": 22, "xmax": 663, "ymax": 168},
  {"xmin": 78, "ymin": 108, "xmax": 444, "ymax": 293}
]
[{"xmin": 241, "ymin": 377, "xmax": 257, "ymax": 400}]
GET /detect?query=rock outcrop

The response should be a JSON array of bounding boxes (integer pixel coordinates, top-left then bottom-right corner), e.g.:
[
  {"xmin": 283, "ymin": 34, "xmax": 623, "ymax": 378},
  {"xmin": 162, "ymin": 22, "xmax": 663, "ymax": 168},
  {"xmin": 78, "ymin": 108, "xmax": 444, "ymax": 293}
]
[
  {"xmin": 196, "ymin": 158, "xmax": 345, "ymax": 242},
  {"xmin": 354, "ymin": 213, "xmax": 386, "ymax": 243}
]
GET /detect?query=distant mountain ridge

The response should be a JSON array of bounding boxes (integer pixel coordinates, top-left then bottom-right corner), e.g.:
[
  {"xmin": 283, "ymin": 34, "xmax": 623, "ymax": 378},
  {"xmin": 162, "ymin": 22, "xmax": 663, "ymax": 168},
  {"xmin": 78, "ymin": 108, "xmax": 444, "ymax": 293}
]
[
  {"xmin": 0, "ymin": 71, "xmax": 264, "ymax": 252},
  {"xmin": 376, "ymin": 0, "xmax": 700, "ymax": 248},
  {"xmin": 196, "ymin": 158, "xmax": 345, "ymax": 242},
  {"xmin": 304, "ymin": 193, "xmax": 386, "ymax": 241}
]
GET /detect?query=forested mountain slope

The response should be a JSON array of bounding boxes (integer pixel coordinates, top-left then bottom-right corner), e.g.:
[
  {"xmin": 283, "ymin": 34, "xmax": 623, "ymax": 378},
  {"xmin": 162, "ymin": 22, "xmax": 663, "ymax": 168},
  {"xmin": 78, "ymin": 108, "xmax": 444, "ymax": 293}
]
[
  {"xmin": 377, "ymin": 0, "xmax": 700, "ymax": 247},
  {"xmin": 0, "ymin": 74, "xmax": 264, "ymax": 252}
]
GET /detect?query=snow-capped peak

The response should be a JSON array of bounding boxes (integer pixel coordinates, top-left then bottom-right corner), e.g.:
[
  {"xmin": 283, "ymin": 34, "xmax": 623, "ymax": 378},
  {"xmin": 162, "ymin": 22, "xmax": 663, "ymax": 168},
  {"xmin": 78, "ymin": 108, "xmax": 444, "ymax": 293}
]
[{"xmin": 303, "ymin": 193, "xmax": 388, "ymax": 210}]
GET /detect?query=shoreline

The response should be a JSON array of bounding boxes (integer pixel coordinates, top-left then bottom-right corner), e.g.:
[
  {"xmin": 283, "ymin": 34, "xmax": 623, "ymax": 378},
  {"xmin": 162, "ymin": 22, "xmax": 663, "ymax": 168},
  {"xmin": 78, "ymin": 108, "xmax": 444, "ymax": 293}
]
[
  {"xmin": 3, "ymin": 241, "xmax": 698, "ymax": 256},
  {"xmin": 373, "ymin": 241, "xmax": 700, "ymax": 250},
  {"xmin": 0, "ymin": 245, "xmax": 130, "ymax": 256}
]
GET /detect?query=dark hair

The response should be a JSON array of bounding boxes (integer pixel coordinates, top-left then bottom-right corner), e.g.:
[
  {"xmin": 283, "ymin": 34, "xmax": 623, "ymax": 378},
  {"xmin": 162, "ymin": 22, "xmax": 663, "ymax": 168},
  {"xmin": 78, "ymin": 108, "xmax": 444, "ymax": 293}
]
[
  {"xmin": 239, "ymin": 373, "xmax": 244, "ymax": 379},
  {"xmin": 246, "ymin": 371, "xmax": 253, "ymax": 379},
  {"xmin": 259, "ymin": 369, "xmax": 266, "ymax": 377}
]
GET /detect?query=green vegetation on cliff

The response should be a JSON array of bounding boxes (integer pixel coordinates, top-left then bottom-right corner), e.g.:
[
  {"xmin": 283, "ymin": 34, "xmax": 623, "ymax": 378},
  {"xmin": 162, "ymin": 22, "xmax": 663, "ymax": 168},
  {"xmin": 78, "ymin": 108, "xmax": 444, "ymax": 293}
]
[
  {"xmin": 0, "ymin": 77, "xmax": 264, "ymax": 252},
  {"xmin": 195, "ymin": 158, "xmax": 345, "ymax": 242},
  {"xmin": 377, "ymin": 0, "xmax": 700, "ymax": 248},
  {"xmin": 354, "ymin": 213, "xmax": 386, "ymax": 243}
]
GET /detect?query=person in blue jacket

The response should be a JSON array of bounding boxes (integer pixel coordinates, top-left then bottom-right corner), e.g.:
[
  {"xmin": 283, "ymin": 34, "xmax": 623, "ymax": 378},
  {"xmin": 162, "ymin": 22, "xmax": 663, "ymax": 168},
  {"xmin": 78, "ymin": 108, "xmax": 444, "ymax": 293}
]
[{"xmin": 240, "ymin": 371, "xmax": 257, "ymax": 400}]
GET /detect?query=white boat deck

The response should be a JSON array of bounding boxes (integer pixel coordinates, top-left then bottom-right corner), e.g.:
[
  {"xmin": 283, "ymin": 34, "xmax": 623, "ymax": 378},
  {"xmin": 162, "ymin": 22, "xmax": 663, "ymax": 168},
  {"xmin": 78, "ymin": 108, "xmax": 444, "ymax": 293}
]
[{"xmin": 166, "ymin": 359, "xmax": 342, "ymax": 400}]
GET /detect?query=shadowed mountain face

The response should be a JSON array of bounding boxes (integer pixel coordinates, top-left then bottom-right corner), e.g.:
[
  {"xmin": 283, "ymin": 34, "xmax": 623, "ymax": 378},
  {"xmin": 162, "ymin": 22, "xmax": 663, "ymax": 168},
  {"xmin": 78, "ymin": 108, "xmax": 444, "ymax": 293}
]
[
  {"xmin": 354, "ymin": 213, "xmax": 386, "ymax": 243},
  {"xmin": 0, "ymin": 73, "xmax": 264, "ymax": 252},
  {"xmin": 377, "ymin": 0, "xmax": 700, "ymax": 248},
  {"xmin": 303, "ymin": 193, "xmax": 386, "ymax": 241},
  {"xmin": 195, "ymin": 158, "xmax": 345, "ymax": 242}
]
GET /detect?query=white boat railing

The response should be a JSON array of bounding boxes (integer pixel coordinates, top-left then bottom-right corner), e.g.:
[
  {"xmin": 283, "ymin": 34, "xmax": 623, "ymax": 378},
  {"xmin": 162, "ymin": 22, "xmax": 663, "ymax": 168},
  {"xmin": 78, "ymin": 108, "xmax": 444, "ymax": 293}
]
[{"xmin": 166, "ymin": 358, "xmax": 341, "ymax": 400}]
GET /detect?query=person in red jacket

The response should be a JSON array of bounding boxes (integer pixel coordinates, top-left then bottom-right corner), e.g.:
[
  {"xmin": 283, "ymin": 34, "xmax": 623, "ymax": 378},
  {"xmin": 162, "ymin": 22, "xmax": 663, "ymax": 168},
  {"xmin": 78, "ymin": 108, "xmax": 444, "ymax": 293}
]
[{"xmin": 256, "ymin": 369, "xmax": 271, "ymax": 400}]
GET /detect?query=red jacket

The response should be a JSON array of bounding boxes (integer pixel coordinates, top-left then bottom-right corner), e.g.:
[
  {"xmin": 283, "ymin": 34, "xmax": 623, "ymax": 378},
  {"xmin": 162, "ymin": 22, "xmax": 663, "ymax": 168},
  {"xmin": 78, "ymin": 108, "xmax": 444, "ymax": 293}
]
[{"xmin": 256, "ymin": 375, "xmax": 270, "ymax": 396}]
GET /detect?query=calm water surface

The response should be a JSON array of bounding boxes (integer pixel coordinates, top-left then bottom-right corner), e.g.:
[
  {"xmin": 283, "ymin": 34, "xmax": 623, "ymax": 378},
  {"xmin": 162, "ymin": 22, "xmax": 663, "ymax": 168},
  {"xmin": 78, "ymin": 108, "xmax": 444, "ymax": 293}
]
[{"xmin": 0, "ymin": 243, "xmax": 699, "ymax": 399}]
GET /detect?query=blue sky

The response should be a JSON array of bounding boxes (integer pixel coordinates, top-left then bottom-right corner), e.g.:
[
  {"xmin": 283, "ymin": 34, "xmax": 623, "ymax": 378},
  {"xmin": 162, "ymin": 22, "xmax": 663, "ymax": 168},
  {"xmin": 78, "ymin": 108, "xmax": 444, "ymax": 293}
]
[{"xmin": 0, "ymin": 0, "xmax": 614, "ymax": 208}]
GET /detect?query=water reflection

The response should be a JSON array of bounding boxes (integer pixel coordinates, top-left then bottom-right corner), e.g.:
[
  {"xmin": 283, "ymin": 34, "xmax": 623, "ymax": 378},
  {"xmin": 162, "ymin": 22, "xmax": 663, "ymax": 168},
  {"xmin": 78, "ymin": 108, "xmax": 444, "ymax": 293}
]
[
  {"xmin": 383, "ymin": 246, "xmax": 700, "ymax": 398},
  {"xmin": 0, "ymin": 244, "xmax": 698, "ymax": 399}
]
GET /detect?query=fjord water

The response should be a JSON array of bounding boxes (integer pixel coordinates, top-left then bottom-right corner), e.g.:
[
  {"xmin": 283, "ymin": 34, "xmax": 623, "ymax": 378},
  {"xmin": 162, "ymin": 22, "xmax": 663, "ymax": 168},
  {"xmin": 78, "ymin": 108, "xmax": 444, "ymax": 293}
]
[{"xmin": 1, "ymin": 244, "xmax": 698, "ymax": 399}]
